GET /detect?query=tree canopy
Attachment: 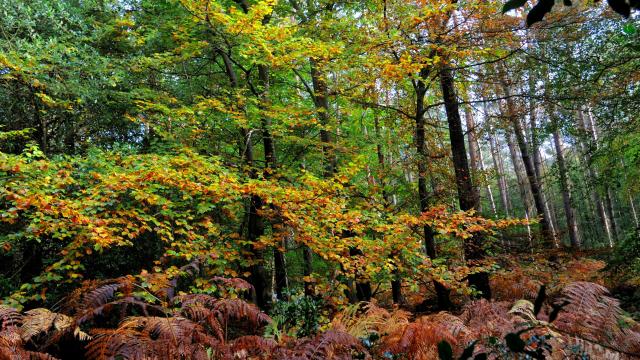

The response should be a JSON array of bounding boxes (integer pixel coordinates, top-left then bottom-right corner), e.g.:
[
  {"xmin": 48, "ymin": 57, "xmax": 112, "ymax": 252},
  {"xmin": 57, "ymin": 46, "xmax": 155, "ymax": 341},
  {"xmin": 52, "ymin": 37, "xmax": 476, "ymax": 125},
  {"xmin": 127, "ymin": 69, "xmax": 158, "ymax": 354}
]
[{"xmin": 1, "ymin": 0, "xmax": 639, "ymax": 359}]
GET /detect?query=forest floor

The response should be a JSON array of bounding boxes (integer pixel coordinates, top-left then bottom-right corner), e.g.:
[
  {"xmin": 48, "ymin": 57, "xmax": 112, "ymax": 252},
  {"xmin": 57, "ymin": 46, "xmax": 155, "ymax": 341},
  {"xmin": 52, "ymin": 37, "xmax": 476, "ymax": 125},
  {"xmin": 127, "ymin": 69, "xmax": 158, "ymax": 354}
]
[{"xmin": 2, "ymin": 249, "xmax": 639, "ymax": 359}]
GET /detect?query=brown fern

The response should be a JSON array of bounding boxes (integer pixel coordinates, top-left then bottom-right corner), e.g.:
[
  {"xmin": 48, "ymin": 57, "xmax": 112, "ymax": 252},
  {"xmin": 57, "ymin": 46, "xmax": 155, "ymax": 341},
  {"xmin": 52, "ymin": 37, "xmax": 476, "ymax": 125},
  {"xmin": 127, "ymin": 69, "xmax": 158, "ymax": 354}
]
[
  {"xmin": 330, "ymin": 302, "xmax": 410, "ymax": 339},
  {"xmin": 460, "ymin": 299, "xmax": 518, "ymax": 338},
  {"xmin": 85, "ymin": 317, "xmax": 217, "ymax": 360},
  {"xmin": 380, "ymin": 316, "xmax": 457, "ymax": 360},
  {"xmin": 279, "ymin": 329, "xmax": 369, "ymax": 360},
  {"xmin": 19, "ymin": 308, "xmax": 90, "ymax": 347},
  {"xmin": 62, "ymin": 277, "xmax": 135, "ymax": 316},
  {"xmin": 75, "ymin": 296, "xmax": 166, "ymax": 326},
  {"xmin": 230, "ymin": 335, "xmax": 277, "ymax": 359},
  {"xmin": 553, "ymin": 281, "xmax": 640, "ymax": 356},
  {"xmin": 175, "ymin": 294, "xmax": 270, "ymax": 339},
  {"xmin": 0, "ymin": 306, "xmax": 22, "ymax": 330},
  {"xmin": 0, "ymin": 329, "xmax": 59, "ymax": 360}
]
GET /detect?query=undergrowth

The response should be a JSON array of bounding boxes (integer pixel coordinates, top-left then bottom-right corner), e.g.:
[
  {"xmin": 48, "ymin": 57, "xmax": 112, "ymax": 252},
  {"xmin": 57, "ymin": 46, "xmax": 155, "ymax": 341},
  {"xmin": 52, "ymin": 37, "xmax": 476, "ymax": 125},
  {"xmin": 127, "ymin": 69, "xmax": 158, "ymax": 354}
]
[{"xmin": 0, "ymin": 253, "xmax": 639, "ymax": 359}]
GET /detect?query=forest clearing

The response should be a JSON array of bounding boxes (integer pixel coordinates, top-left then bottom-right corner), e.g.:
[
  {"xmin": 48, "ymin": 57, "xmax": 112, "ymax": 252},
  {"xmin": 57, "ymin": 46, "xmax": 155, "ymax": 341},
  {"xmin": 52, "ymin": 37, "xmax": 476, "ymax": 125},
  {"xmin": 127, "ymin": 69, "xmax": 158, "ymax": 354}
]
[{"xmin": 1, "ymin": 0, "xmax": 640, "ymax": 359}]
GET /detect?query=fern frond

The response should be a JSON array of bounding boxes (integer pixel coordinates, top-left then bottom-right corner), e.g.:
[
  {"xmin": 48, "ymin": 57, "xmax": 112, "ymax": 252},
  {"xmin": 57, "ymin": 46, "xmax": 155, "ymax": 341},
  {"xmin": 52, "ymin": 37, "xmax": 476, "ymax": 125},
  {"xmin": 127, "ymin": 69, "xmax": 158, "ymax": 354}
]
[
  {"xmin": 0, "ymin": 306, "xmax": 23, "ymax": 330},
  {"xmin": 63, "ymin": 277, "xmax": 135, "ymax": 316},
  {"xmin": 490, "ymin": 271, "xmax": 542, "ymax": 302},
  {"xmin": 179, "ymin": 302, "xmax": 224, "ymax": 341},
  {"xmin": 461, "ymin": 299, "xmax": 517, "ymax": 338},
  {"xmin": 211, "ymin": 276, "xmax": 254, "ymax": 292},
  {"xmin": 330, "ymin": 301, "xmax": 410, "ymax": 339},
  {"xmin": 508, "ymin": 299, "xmax": 537, "ymax": 323},
  {"xmin": 0, "ymin": 329, "xmax": 60, "ymax": 360},
  {"xmin": 85, "ymin": 317, "xmax": 215, "ymax": 360},
  {"xmin": 85, "ymin": 328, "xmax": 157, "ymax": 360},
  {"xmin": 424, "ymin": 312, "xmax": 473, "ymax": 341},
  {"xmin": 554, "ymin": 282, "xmax": 640, "ymax": 355},
  {"xmin": 20, "ymin": 309, "xmax": 73, "ymax": 343},
  {"xmin": 295, "ymin": 329, "xmax": 367, "ymax": 360},
  {"xmin": 211, "ymin": 298, "xmax": 271, "ymax": 329},
  {"xmin": 75, "ymin": 296, "xmax": 165, "ymax": 325},
  {"xmin": 564, "ymin": 336, "xmax": 624, "ymax": 360},
  {"xmin": 230, "ymin": 335, "xmax": 277, "ymax": 358},
  {"xmin": 380, "ymin": 316, "xmax": 456, "ymax": 360}
]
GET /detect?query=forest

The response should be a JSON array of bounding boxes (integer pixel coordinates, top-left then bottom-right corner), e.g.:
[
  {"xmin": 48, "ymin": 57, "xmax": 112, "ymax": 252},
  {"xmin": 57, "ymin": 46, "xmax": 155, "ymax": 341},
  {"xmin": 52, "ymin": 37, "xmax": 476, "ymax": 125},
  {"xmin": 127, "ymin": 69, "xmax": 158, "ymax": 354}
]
[{"xmin": 0, "ymin": 0, "xmax": 639, "ymax": 359}]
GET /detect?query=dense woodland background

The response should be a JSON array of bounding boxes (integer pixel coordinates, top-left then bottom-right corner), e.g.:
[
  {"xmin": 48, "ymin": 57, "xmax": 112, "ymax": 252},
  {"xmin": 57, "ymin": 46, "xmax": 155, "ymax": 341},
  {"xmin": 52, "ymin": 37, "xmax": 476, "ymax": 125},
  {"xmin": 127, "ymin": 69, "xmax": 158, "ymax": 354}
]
[{"xmin": 1, "ymin": 0, "xmax": 640, "ymax": 359}]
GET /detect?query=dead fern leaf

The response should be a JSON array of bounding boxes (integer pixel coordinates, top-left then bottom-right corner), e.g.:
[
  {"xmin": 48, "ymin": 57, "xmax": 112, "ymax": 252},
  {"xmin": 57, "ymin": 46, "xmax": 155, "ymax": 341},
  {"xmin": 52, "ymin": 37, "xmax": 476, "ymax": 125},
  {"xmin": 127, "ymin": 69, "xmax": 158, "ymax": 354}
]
[
  {"xmin": 230, "ymin": 335, "xmax": 277, "ymax": 358},
  {"xmin": 292, "ymin": 329, "xmax": 368, "ymax": 360},
  {"xmin": 85, "ymin": 317, "xmax": 216, "ymax": 360},
  {"xmin": 0, "ymin": 306, "xmax": 22, "ymax": 330},
  {"xmin": 380, "ymin": 316, "xmax": 457, "ymax": 360}
]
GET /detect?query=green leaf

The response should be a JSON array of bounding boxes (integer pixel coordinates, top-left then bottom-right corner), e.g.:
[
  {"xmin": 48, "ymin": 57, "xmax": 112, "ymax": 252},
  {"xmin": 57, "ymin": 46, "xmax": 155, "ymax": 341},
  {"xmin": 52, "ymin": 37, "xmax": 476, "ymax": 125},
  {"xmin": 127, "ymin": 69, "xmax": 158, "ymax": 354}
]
[
  {"xmin": 438, "ymin": 341, "xmax": 453, "ymax": 360},
  {"xmin": 502, "ymin": 0, "xmax": 528, "ymax": 13},
  {"xmin": 623, "ymin": 23, "xmax": 637, "ymax": 35},
  {"xmin": 505, "ymin": 333, "xmax": 526, "ymax": 352}
]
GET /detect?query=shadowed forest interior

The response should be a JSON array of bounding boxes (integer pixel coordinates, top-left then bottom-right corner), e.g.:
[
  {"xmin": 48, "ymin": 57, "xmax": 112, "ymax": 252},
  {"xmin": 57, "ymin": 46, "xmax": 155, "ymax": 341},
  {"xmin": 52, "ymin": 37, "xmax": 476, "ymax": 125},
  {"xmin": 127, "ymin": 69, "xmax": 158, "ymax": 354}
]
[{"xmin": 1, "ymin": 0, "xmax": 640, "ymax": 359}]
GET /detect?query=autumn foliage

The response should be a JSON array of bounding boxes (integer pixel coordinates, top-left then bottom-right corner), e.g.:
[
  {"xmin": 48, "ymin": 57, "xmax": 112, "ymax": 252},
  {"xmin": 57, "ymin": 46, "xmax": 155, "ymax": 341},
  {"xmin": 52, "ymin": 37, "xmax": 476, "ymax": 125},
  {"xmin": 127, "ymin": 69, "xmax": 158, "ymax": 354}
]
[{"xmin": 2, "ymin": 0, "xmax": 640, "ymax": 358}]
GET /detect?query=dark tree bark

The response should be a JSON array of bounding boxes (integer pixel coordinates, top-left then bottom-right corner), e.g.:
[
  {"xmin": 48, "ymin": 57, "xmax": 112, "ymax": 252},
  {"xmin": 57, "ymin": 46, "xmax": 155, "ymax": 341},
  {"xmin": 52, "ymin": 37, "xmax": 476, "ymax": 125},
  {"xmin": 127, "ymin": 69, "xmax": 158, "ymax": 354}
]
[
  {"xmin": 258, "ymin": 64, "xmax": 289, "ymax": 300},
  {"xmin": 349, "ymin": 246, "xmax": 372, "ymax": 302},
  {"xmin": 415, "ymin": 68, "xmax": 452, "ymax": 309},
  {"xmin": 310, "ymin": 58, "xmax": 337, "ymax": 178},
  {"xmin": 302, "ymin": 245, "xmax": 314, "ymax": 296},
  {"xmin": 545, "ymin": 100, "xmax": 580, "ymax": 249},
  {"xmin": 463, "ymin": 103, "xmax": 482, "ymax": 212},
  {"xmin": 528, "ymin": 79, "xmax": 558, "ymax": 243},
  {"xmin": 219, "ymin": 49, "xmax": 271, "ymax": 309},
  {"xmin": 298, "ymin": 58, "xmax": 340, "ymax": 297},
  {"xmin": 439, "ymin": 64, "xmax": 491, "ymax": 299},
  {"xmin": 30, "ymin": 86, "xmax": 47, "ymax": 155}
]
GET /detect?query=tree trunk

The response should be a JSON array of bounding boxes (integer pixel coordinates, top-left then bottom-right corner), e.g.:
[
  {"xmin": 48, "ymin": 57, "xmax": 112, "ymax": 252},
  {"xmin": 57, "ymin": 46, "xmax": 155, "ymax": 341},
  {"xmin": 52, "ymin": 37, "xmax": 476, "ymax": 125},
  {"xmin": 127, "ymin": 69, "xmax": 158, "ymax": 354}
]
[
  {"xmin": 463, "ymin": 103, "xmax": 482, "ymax": 212},
  {"xmin": 439, "ymin": 65, "xmax": 490, "ymax": 299},
  {"xmin": 552, "ymin": 125, "xmax": 581, "ymax": 250},
  {"xmin": 220, "ymin": 49, "xmax": 271, "ymax": 308},
  {"xmin": 630, "ymin": 194, "xmax": 639, "ymax": 229},
  {"xmin": 302, "ymin": 245, "xmax": 314, "ymax": 296},
  {"xmin": 310, "ymin": 58, "xmax": 337, "ymax": 177},
  {"xmin": 585, "ymin": 107, "xmax": 618, "ymax": 244},
  {"xmin": 529, "ymin": 89, "xmax": 558, "ymax": 243},
  {"xmin": 499, "ymin": 78, "xmax": 554, "ymax": 246},
  {"xmin": 258, "ymin": 64, "xmax": 289, "ymax": 300},
  {"xmin": 576, "ymin": 109, "xmax": 613, "ymax": 247},
  {"xmin": 415, "ymin": 70, "xmax": 451, "ymax": 309},
  {"xmin": 349, "ymin": 246, "xmax": 372, "ymax": 302},
  {"xmin": 488, "ymin": 125, "xmax": 511, "ymax": 217},
  {"xmin": 30, "ymin": 86, "xmax": 47, "ymax": 155},
  {"xmin": 374, "ymin": 113, "xmax": 404, "ymax": 304},
  {"xmin": 298, "ymin": 58, "xmax": 333, "ymax": 296},
  {"xmin": 503, "ymin": 128, "xmax": 535, "ymax": 247},
  {"xmin": 605, "ymin": 190, "xmax": 620, "ymax": 241},
  {"xmin": 475, "ymin": 135, "xmax": 498, "ymax": 216}
]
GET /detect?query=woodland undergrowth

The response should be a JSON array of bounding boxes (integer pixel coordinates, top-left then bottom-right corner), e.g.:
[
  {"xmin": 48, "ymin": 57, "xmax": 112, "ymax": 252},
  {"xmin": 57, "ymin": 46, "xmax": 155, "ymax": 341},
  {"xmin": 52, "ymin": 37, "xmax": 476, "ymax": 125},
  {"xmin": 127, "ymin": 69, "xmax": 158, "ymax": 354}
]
[{"xmin": 0, "ymin": 252, "xmax": 638, "ymax": 360}]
